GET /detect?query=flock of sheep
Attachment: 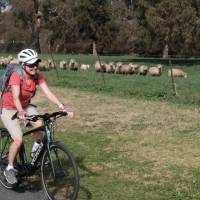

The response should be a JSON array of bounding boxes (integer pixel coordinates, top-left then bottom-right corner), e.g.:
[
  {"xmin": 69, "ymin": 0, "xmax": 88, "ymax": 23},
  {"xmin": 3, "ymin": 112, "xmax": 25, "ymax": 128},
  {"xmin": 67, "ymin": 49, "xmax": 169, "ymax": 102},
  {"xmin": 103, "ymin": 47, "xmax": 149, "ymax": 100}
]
[
  {"xmin": 0, "ymin": 56, "xmax": 188, "ymax": 78},
  {"xmin": 59, "ymin": 59, "xmax": 90, "ymax": 71},
  {"xmin": 0, "ymin": 55, "xmax": 55, "ymax": 71},
  {"xmin": 94, "ymin": 61, "xmax": 188, "ymax": 78},
  {"xmin": 59, "ymin": 59, "xmax": 188, "ymax": 78}
]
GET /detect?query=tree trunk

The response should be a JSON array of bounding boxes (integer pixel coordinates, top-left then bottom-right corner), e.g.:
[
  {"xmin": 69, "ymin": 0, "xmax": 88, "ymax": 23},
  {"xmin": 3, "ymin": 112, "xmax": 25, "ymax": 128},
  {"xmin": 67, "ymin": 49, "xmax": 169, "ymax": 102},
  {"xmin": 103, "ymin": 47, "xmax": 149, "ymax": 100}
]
[
  {"xmin": 32, "ymin": 0, "xmax": 41, "ymax": 53},
  {"xmin": 162, "ymin": 43, "xmax": 169, "ymax": 59},
  {"xmin": 92, "ymin": 41, "xmax": 97, "ymax": 56}
]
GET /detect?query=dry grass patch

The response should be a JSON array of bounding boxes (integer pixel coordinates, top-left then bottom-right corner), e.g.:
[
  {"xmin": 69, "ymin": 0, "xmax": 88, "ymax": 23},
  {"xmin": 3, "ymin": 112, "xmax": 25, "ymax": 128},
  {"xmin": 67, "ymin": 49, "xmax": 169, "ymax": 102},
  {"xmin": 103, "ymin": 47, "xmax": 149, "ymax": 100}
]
[{"xmin": 33, "ymin": 87, "xmax": 200, "ymax": 135}]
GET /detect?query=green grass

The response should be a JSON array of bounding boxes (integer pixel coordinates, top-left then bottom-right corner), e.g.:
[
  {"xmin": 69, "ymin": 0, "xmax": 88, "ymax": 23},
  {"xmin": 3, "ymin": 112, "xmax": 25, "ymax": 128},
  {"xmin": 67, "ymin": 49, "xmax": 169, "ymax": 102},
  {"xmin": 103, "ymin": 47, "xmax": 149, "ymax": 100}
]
[{"xmin": 57, "ymin": 131, "xmax": 200, "ymax": 200}]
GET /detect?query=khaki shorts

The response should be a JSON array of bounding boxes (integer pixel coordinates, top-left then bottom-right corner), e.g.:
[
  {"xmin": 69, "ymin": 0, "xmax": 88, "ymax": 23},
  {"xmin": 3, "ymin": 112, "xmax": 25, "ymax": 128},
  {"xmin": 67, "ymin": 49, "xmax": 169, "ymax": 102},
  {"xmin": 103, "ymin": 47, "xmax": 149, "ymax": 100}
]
[{"xmin": 0, "ymin": 105, "xmax": 38, "ymax": 140}]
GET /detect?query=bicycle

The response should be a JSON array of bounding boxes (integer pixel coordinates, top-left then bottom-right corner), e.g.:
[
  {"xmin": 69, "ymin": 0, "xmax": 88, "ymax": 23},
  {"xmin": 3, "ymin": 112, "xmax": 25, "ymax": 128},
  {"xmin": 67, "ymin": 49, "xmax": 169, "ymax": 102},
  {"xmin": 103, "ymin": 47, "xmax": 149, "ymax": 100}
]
[{"xmin": 0, "ymin": 111, "xmax": 79, "ymax": 200}]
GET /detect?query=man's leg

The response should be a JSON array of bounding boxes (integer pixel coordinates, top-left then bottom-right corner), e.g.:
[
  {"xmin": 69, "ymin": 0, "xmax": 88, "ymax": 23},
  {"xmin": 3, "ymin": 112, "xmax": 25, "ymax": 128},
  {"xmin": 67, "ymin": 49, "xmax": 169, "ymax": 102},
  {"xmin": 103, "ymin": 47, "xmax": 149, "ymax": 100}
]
[
  {"xmin": 0, "ymin": 109, "xmax": 23, "ymax": 184},
  {"xmin": 8, "ymin": 136, "xmax": 23, "ymax": 166}
]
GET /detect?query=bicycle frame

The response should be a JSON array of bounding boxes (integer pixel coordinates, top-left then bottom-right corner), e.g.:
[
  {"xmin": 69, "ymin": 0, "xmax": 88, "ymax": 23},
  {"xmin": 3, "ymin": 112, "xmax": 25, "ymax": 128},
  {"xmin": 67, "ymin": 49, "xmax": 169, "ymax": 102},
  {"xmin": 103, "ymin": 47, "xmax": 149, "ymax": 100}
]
[{"xmin": 16, "ymin": 119, "xmax": 54, "ymax": 176}]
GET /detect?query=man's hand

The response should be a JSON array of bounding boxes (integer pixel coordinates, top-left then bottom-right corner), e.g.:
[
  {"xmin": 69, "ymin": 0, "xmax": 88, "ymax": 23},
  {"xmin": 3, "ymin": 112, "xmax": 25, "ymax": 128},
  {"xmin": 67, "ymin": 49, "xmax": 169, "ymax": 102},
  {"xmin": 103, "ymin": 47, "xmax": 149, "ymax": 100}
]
[{"xmin": 59, "ymin": 103, "xmax": 74, "ymax": 118}]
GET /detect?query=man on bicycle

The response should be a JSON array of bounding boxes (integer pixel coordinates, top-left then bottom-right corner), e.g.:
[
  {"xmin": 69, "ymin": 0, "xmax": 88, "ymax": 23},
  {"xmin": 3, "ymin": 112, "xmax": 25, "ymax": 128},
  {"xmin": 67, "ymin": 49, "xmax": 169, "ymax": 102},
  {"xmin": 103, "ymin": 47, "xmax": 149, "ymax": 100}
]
[{"xmin": 0, "ymin": 48, "xmax": 74, "ymax": 185}]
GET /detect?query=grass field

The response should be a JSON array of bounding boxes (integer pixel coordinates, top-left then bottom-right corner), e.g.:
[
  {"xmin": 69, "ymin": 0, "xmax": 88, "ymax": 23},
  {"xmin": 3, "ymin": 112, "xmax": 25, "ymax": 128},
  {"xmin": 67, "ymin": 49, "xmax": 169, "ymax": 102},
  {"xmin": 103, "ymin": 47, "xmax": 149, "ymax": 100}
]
[{"xmin": 2, "ymin": 54, "xmax": 200, "ymax": 199}]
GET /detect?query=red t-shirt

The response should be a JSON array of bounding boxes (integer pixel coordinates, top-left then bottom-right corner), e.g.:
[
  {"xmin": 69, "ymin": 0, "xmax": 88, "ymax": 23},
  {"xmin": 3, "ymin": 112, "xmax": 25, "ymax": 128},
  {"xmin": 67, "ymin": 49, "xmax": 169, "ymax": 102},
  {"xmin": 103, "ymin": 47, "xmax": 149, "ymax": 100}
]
[{"xmin": 2, "ymin": 70, "xmax": 45, "ymax": 109}]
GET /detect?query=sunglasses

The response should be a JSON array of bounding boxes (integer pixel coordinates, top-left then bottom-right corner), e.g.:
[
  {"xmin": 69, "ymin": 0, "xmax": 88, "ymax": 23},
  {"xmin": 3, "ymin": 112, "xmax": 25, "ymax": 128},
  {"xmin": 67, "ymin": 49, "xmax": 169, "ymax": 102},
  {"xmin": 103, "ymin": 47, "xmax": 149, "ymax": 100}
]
[{"xmin": 26, "ymin": 62, "xmax": 39, "ymax": 68}]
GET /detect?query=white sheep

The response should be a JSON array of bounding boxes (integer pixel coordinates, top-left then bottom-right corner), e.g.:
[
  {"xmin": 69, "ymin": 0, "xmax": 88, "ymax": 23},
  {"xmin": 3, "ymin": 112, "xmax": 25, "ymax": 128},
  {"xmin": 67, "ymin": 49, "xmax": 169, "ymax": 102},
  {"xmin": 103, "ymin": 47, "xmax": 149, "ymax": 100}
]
[
  {"xmin": 94, "ymin": 61, "xmax": 106, "ymax": 72},
  {"xmin": 9, "ymin": 58, "xmax": 19, "ymax": 64},
  {"xmin": 120, "ymin": 64, "xmax": 132, "ymax": 74},
  {"xmin": 105, "ymin": 62, "xmax": 115, "ymax": 73},
  {"xmin": 168, "ymin": 68, "xmax": 187, "ymax": 78},
  {"xmin": 80, "ymin": 64, "xmax": 90, "ymax": 71},
  {"xmin": 59, "ymin": 60, "xmax": 67, "ymax": 70},
  {"xmin": 148, "ymin": 64, "xmax": 162, "ymax": 76},
  {"xmin": 68, "ymin": 59, "xmax": 78, "ymax": 71},
  {"xmin": 115, "ymin": 62, "xmax": 123, "ymax": 74},
  {"xmin": 128, "ymin": 63, "xmax": 139, "ymax": 74},
  {"xmin": 39, "ymin": 60, "xmax": 49, "ymax": 71},
  {"xmin": 0, "ymin": 57, "xmax": 10, "ymax": 67},
  {"xmin": 138, "ymin": 65, "xmax": 148, "ymax": 75},
  {"xmin": 48, "ymin": 59, "xmax": 55, "ymax": 69}
]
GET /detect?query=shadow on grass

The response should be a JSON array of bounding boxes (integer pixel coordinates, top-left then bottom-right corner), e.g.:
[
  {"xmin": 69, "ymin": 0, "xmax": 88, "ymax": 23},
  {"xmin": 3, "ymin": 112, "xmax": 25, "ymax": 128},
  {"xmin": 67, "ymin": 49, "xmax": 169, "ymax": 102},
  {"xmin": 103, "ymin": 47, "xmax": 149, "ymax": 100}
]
[
  {"xmin": 76, "ymin": 156, "xmax": 100, "ymax": 200},
  {"xmin": 13, "ymin": 175, "xmax": 44, "ymax": 193}
]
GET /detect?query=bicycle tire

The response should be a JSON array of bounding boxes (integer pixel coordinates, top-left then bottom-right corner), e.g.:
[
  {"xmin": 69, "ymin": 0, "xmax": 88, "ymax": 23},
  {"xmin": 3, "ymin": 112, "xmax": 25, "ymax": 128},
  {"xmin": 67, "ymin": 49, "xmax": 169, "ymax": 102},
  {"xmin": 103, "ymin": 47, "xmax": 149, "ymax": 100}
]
[
  {"xmin": 0, "ymin": 128, "xmax": 17, "ymax": 189},
  {"xmin": 41, "ymin": 142, "xmax": 79, "ymax": 200}
]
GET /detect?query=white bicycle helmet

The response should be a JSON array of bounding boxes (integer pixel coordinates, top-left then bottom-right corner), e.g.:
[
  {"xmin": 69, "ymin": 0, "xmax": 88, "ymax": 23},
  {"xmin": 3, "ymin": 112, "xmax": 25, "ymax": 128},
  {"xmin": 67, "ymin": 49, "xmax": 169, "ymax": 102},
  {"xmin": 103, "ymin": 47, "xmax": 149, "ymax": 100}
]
[{"xmin": 18, "ymin": 49, "xmax": 41, "ymax": 65}]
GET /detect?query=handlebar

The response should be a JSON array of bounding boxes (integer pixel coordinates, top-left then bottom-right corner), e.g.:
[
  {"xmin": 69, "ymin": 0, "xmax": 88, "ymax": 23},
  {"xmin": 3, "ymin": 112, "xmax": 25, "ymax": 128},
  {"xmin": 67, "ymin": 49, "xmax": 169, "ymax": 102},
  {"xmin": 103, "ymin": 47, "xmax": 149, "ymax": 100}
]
[{"xmin": 11, "ymin": 111, "xmax": 67, "ymax": 121}]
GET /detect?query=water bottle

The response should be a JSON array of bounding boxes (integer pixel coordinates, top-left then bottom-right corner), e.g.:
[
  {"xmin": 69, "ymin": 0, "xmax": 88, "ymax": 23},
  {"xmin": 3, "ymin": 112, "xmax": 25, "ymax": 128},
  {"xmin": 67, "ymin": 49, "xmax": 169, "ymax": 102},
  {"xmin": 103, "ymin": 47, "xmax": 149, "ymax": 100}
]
[{"xmin": 31, "ymin": 140, "xmax": 42, "ymax": 158}]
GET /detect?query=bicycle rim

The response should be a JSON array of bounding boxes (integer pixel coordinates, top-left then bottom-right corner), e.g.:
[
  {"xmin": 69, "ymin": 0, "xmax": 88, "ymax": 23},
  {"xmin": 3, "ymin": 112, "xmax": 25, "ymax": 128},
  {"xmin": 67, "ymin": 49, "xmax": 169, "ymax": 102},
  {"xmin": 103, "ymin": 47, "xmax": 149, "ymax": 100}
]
[{"xmin": 41, "ymin": 143, "xmax": 79, "ymax": 200}]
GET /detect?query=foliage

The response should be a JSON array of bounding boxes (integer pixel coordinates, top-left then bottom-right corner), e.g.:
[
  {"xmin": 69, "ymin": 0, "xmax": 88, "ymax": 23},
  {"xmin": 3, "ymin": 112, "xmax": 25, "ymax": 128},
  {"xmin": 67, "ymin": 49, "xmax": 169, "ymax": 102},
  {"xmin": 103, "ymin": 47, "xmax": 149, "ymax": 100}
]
[
  {"xmin": 1, "ymin": 0, "xmax": 200, "ymax": 56},
  {"xmin": 6, "ymin": 0, "xmax": 42, "ymax": 52},
  {"xmin": 134, "ymin": 0, "xmax": 200, "ymax": 56}
]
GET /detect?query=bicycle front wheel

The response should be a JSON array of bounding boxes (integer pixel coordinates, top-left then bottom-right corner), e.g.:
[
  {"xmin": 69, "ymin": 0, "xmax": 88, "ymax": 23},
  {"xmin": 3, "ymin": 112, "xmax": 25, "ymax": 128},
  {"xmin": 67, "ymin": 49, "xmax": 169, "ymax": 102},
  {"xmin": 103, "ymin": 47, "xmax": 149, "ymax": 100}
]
[{"xmin": 41, "ymin": 142, "xmax": 79, "ymax": 200}]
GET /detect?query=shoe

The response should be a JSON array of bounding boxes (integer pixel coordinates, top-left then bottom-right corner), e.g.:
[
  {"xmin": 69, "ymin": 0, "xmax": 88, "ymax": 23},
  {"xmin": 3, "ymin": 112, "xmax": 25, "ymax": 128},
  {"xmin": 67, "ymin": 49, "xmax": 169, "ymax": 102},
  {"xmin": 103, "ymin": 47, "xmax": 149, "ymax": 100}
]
[{"xmin": 4, "ymin": 168, "xmax": 18, "ymax": 185}]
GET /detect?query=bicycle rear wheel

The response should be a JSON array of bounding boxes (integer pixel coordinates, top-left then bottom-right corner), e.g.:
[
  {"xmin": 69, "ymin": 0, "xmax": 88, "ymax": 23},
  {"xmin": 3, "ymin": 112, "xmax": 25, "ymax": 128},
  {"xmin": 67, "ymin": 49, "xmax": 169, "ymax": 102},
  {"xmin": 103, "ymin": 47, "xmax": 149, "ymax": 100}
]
[
  {"xmin": 41, "ymin": 142, "xmax": 79, "ymax": 200},
  {"xmin": 0, "ymin": 128, "xmax": 16, "ymax": 189}
]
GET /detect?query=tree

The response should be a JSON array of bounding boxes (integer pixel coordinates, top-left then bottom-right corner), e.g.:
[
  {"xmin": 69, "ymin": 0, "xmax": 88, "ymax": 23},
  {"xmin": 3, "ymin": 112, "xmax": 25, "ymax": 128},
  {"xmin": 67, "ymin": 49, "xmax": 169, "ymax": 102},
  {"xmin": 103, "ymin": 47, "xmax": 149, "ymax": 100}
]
[
  {"xmin": 10, "ymin": 0, "xmax": 42, "ymax": 52},
  {"xmin": 74, "ymin": 0, "xmax": 114, "ymax": 54},
  {"xmin": 42, "ymin": 0, "xmax": 77, "ymax": 53},
  {"xmin": 134, "ymin": 0, "xmax": 200, "ymax": 56}
]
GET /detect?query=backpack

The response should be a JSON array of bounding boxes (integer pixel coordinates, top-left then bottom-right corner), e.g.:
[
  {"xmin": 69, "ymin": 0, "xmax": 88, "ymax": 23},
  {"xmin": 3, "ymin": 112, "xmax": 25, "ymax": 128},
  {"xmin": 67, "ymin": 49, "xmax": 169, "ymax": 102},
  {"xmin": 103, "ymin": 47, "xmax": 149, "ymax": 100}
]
[
  {"xmin": 0, "ymin": 64, "xmax": 23, "ymax": 113},
  {"xmin": 0, "ymin": 64, "xmax": 23, "ymax": 93},
  {"xmin": 0, "ymin": 64, "xmax": 39, "ymax": 111}
]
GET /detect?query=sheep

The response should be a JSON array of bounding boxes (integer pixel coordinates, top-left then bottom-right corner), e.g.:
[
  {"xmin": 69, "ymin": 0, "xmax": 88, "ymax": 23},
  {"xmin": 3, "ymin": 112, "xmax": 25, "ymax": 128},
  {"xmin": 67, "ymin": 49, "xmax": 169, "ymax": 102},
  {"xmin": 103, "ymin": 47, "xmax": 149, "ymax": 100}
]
[
  {"xmin": 105, "ymin": 62, "xmax": 115, "ymax": 73},
  {"xmin": 168, "ymin": 68, "xmax": 187, "ymax": 78},
  {"xmin": 59, "ymin": 60, "xmax": 67, "ymax": 70},
  {"xmin": 38, "ymin": 60, "xmax": 49, "ymax": 71},
  {"xmin": 128, "ymin": 63, "xmax": 139, "ymax": 74},
  {"xmin": 148, "ymin": 64, "xmax": 162, "ymax": 76},
  {"xmin": 9, "ymin": 58, "xmax": 19, "ymax": 64},
  {"xmin": 68, "ymin": 59, "xmax": 78, "ymax": 71},
  {"xmin": 94, "ymin": 61, "xmax": 106, "ymax": 72},
  {"xmin": 47, "ymin": 59, "xmax": 55, "ymax": 69},
  {"xmin": 0, "ymin": 57, "xmax": 10, "ymax": 67},
  {"xmin": 80, "ymin": 64, "xmax": 90, "ymax": 71},
  {"xmin": 120, "ymin": 64, "xmax": 132, "ymax": 74},
  {"xmin": 138, "ymin": 65, "xmax": 148, "ymax": 75},
  {"xmin": 115, "ymin": 62, "xmax": 123, "ymax": 74},
  {"xmin": 94, "ymin": 61, "xmax": 101, "ymax": 72}
]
